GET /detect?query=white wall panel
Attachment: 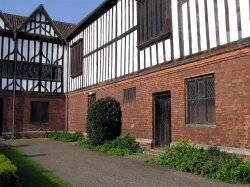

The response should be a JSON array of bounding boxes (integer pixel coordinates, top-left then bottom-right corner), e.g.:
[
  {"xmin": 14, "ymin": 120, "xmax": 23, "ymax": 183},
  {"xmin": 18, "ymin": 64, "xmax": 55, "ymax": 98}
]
[
  {"xmin": 165, "ymin": 40, "xmax": 171, "ymax": 62},
  {"xmin": 228, "ymin": 0, "xmax": 238, "ymax": 42},
  {"xmin": 158, "ymin": 42, "xmax": 164, "ymax": 64},
  {"xmin": 240, "ymin": 0, "xmax": 250, "ymax": 38},
  {"xmin": 140, "ymin": 50, "xmax": 145, "ymax": 70},
  {"xmin": 151, "ymin": 44, "xmax": 157, "ymax": 66},
  {"xmin": 133, "ymin": 31, "xmax": 138, "ymax": 72},
  {"xmin": 217, "ymin": 0, "xmax": 227, "ymax": 45},
  {"xmin": 117, "ymin": 39, "xmax": 121, "ymax": 77},
  {"xmin": 172, "ymin": 0, "xmax": 180, "ymax": 59}
]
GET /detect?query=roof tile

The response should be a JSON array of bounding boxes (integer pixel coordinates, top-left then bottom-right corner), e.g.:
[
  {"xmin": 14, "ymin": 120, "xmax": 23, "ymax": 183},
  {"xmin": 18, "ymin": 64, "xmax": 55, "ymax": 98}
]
[{"xmin": 2, "ymin": 13, "xmax": 76, "ymax": 38}]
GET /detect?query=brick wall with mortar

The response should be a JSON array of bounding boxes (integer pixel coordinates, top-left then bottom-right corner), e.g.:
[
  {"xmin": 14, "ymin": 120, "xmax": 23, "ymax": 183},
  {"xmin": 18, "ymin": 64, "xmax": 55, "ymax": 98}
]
[
  {"xmin": 67, "ymin": 44, "xmax": 250, "ymax": 150},
  {"xmin": 0, "ymin": 92, "xmax": 66, "ymax": 136}
]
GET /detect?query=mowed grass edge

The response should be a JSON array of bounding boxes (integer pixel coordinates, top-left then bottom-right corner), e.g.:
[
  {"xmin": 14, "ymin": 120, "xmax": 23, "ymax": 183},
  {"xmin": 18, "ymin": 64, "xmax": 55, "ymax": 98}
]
[{"xmin": 0, "ymin": 145, "xmax": 68, "ymax": 187}]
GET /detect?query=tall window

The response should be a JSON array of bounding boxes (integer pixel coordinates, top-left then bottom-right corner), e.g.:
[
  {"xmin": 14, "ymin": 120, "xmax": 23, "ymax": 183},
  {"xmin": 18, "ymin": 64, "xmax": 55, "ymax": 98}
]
[
  {"xmin": 71, "ymin": 39, "xmax": 83, "ymax": 77},
  {"xmin": 137, "ymin": 0, "xmax": 171, "ymax": 48},
  {"xmin": 186, "ymin": 75, "xmax": 215, "ymax": 127},
  {"xmin": 30, "ymin": 102, "xmax": 49, "ymax": 124}
]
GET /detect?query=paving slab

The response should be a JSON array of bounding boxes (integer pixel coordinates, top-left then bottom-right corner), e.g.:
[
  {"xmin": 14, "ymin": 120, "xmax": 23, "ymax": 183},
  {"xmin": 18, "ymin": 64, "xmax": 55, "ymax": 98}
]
[{"xmin": 1, "ymin": 139, "xmax": 249, "ymax": 187}]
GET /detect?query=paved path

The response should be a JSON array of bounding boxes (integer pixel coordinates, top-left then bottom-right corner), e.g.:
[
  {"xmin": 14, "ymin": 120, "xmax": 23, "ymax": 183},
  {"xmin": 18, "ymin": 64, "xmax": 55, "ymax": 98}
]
[{"xmin": 2, "ymin": 139, "xmax": 248, "ymax": 187}]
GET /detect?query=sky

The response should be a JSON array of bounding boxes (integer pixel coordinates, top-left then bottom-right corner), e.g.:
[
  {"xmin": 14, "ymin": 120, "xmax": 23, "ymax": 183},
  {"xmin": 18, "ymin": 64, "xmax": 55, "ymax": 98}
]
[{"xmin": 0, "ymin": 0, "xmax": 103, "ymax": 24}]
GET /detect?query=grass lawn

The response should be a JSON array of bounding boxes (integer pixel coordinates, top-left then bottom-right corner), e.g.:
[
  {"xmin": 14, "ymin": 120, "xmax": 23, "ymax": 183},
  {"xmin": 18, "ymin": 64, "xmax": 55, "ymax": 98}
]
[{"xmin": 0, "ymin": 145, "xmax": 68, "ymax": 187}]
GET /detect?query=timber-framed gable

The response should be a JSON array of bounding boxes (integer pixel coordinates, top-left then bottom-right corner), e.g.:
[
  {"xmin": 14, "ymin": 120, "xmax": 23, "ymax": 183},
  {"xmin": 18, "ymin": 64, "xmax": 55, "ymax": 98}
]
[{"xmin": 0, "ymin": 4, "xmax": 75, "ymax": 136}]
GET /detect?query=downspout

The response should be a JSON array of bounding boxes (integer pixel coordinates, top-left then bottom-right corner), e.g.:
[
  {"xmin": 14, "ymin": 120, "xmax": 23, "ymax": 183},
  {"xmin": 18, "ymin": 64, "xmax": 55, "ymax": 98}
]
[
  {"xmin": 12, "ymin": 32, "xmax": 17, "ymax": 135},
  {"xmin": 65, "ymin": 42, "xmax": 69, "ymax": 132}
]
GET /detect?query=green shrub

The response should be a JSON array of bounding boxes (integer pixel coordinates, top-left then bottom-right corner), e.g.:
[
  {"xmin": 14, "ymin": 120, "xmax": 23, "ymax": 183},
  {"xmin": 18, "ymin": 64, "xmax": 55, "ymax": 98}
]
[
  {"xmin": 78, "ymin": 140, "xmax": 98, "ymax": 150},
  {"xmin": 86, "ymin": 97, "xmax": 122, "ymax": 145},
  {"xmin": 150, "ymin": 142, "xmax": 250, "ymax": 184},
  {"xmin": 106, "ymin": 148, "xmax": 125, "ymax": 156},
  {"xmin": 3, "ymin": 135, "xmax": 16, "ymax": 141},
  {"xmin": 0, "ymin": 154, "xmax": 17, "ymax": 187},
  {"xmin": 79, "ymin": 135, "xmax": 144, "ymax": 156},
  {"xmin": 106, "ymin": 135, "xmax": 143, "ymax": 155},
  {"xmin": 45, "ymin": 132, "xmax": 83, "ymax": 142},
  {"xmin": 215, "ymin": 157, "xmax": 250, "ymax": 184}
]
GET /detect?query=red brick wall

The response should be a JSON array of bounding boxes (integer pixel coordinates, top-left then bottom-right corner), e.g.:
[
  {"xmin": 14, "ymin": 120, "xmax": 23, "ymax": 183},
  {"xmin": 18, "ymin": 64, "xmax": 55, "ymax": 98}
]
[
  {"xmin": 0, "ymin": 92, "xmax": 13, "ymax": 133},
  {"xmin": 67, "ymin": 93, "xmax": 87, "ymax": 132},
  {"xmin": 68, "ymin": 45, "xmax": 250, "ymax": 150},
  {"xmin": 0, "ymin": 92, "xmax": 66, "ymax": 135}
]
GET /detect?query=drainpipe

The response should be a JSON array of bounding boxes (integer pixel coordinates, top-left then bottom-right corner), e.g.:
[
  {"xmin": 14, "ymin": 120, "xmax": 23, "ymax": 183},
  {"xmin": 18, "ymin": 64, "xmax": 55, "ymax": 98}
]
[
  {"xmin": 12, "ymin": 32, "xmax": 17, "ymax": 135},
  {"xmin": 65, "ymin": 42, "xmax": 69, "ymax": 133}
]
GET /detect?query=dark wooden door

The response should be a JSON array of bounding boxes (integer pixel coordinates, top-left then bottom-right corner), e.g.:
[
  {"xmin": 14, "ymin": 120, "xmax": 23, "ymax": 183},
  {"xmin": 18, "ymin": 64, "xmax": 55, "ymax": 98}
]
[
  {"xmin": 154, "ymin": 93, "xmax": 171, "ymax": 147},
  {"xmin": 0, "ymin": 99, "xmax": 3, "ymax": 135}
]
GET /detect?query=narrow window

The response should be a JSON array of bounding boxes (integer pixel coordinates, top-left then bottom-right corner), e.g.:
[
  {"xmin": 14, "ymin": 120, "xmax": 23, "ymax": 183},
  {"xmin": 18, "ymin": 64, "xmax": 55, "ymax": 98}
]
[
  {"xmin": 88, "ymin": 93, "xmax": 96, "ymax": 107},
  {"xmin": 137, "ymin": 0, "xmax": 171, "ymax": 48},
  {"xmin": 123, "ymin": 87, "xmax": 136, "ymax": 102},
  {"xmin": 186, "ymin": 74, "xmax": 215, "ymax": 127},
  {"xmin": 30, "ymin": 102, "xmax": 49, "ymax": 124},
  {"xmin": 71, "ymin": 39, "xmax": 83, "ymax": 77}
]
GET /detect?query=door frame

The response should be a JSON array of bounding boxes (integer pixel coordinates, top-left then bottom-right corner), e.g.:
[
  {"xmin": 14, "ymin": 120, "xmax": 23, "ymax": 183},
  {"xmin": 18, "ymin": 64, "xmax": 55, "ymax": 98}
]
[
  {"xmin": 153, "ymin": 91, "xmax": 171, "ymax": 148},
  {"xmin": 0, "ymin": 99, "xmax": 3, "ymax": 135}
]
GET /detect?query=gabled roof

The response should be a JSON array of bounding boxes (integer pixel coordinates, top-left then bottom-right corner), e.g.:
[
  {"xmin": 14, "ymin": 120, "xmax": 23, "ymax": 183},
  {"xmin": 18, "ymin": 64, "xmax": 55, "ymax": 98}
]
[
  {"xmin": 17, "ymin": 4, "xmax": 64, "ymax": 42},
  {"xmin": 67, "ymin": 0, "xmax": 117, "ymax": 41},
  {"xmin": 0, "ymin": 11, "xmax": 14, "ymax": 32},
  {"xmin": 2, "ymin": 4, "xmax": 76, "ymax": 39},
  {"xmin": 53, "ymin": 21, "xmax": 76, "ymax": 38}
]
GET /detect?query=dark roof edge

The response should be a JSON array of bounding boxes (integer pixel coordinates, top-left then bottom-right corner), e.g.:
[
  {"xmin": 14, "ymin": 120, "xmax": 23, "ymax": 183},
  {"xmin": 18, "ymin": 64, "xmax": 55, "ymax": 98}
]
[
  {"xmin": 66, "ymin": 0, "xmax": 117, "ymax": 42},
  {"xmin": 0, "ymin": 11, "xmax": 14, "ymax": 32}
]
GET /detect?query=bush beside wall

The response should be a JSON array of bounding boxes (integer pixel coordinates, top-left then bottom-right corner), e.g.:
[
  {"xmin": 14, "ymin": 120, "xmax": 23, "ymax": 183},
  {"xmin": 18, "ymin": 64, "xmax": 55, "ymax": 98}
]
[
  {"xmin": 44, "ymin": 132, "xmax": 83, "ymax": 142},
  {"xmin": 149, "ymin": 142, "xmax": 250, "ymax": 184},
  {"xmin": 0, "ymin": 154, "xmax": 17, "ymax": 187},
  {"xmin": 79, "ymin": 135, "xmax": 144, "ymax": 156},
  {"xmin": 86, "ymin": 97, "xmax": 122, "ymax": 145}
]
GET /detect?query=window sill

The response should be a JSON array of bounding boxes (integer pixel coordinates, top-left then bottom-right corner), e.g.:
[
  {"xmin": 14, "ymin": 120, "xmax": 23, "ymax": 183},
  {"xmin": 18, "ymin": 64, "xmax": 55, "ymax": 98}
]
[
  {"xmin": 186, "ymin": 124, "xmax": 216, "ymax": 128},
  {"xmin": 123, "ymin": 100, "xmax": 136, "ymax": 103},
  {"xmin": 31, "ymin": 122, "xmax": 49, "ymax": 125},
  {"xmin": 137, "ymin": 32, "xmax": 171, "ymax": 50},
  {"xmin": 71, "ymin": 72, "xmax": 83, "ymax": 78}
]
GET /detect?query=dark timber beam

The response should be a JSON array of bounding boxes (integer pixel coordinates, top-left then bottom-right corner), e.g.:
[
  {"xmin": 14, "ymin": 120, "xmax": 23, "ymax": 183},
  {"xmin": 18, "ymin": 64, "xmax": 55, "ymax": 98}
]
[
  {"xmin": 12, "ymin": 33, "xmax": 18, "ymax": 135},
  {"xmin": 204, "ymin": 0, "xmax": 210, "ymax": 49},
  {"xmin": 178, "ymin": 0, "xmax": 184, "ymax": 58},
  {"xmin": 214, "ymin": 0, "xmax": 220, "ymax": 46},
  {"xmin": 224, "ymin": 0, "xmax": 230, "ymax": 43},
  {"xmin": 17, "ymin": 32, "xmax": 63, "ymax": 44},
  {"xmin": 236, "ymin": 0, "xmax": 242, "ymax": 40}
]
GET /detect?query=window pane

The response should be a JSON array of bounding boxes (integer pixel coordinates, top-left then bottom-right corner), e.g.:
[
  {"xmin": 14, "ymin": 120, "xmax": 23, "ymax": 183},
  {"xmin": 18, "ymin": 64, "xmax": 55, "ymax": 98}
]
[
  {"xmin": 124, "ymin": 87, "xmax": 136, "ymax": 102},
  {"xmin": 189, "ymin": 99, "xmax": 198, "ymax": 124},
  {"xmin": 198, "ymin": 99, "xmax": 206, "ymax": 124},
  {"xmin": 31, "ymin": 102, "xmax": 49, "ymax": 123},
  {"xmin": 138, "ymin": 0, "xmax": 170, "ymax": 46},
  {"xmin": 186, "ymin": 74, "xmax": 215, "ymax": 125},
  {"xmin": 71, "ymin": 40, "xmax": 83, "ymax": 77},
  {"xmin": 207, "ymin": 77, "xmax": 215, "ymax": 98},
  {"xmin": 198, "ymin": 79, "xmax": 205, "ymax": 98},
  {"xmin": 187, "ymin": 80, "xmax": 197, "ymax": 99},
  {"xmin": 207, "ymin": 98, "xmax": 215, "ymax": 123}
]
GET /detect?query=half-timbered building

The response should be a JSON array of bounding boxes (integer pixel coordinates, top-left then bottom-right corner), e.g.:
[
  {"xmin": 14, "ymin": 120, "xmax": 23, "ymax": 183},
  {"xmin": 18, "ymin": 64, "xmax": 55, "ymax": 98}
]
[
  {"xmin": 0, "ymin": 5, "xmax": 75, "ymax": 136},
  {"xmin": 66, "ymin": 0, "xmax": 250, "ymax": 155},
  {"xmin": 1, "ymin": 1, "xmax": 250, "ymax": 157}
]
